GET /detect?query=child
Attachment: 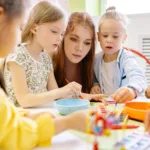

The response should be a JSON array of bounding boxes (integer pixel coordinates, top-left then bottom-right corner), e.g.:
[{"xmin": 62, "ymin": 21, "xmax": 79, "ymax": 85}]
[
  {"xmin": 91, "ymin": 6, "xmax": 147, "ymax": 103},
  {"xmin": 0, "ymin": 0, "xmax": 92, "ymax": 149},
  {"xmin": 53, "ymin": 12, "xmax": 108, "ymax": 104},
  {"xmin": 4, "ymin": 1, "xmax": 82, "ymax": 107}
]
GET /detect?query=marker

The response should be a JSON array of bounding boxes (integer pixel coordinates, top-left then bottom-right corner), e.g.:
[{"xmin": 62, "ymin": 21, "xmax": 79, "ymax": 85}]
[{"xmin": 111, "ymin": 125, "xmax": 139, "ymax": 130}]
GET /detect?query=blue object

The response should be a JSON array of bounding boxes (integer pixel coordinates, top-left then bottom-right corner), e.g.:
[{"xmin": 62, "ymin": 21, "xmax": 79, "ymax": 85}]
[{"xmin": 54, "ymin": 98, "xmax": 90, "ymax": 115}]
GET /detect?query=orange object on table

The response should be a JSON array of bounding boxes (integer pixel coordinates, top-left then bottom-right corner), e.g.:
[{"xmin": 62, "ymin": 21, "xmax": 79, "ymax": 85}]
[{"xmin": 123, "ymin": 102, "xmax": 150, "ymax": 121}]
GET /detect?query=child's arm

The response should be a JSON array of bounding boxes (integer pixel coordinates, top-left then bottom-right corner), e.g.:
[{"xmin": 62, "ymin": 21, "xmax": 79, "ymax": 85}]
[
  {"xmin": 0, "ymin": 92, "xmax": 89, "ymax": 150},
  {"xmin": 8, "ymin": 62, "xmax": 82, "ymax": 108},
  {"xmin": 123, "ymin": 51, "xmax": 147, "ymax": 95},
  {"xmin": 145, "ymin": 110, "xmax": 150, "ymax": 131},
  {"xmin": 113, "ymin": 51, "xmax": 147, "ymax": 103},
  {"xmin": 47, "ymin": 71, "xmax": 58, "ymax": 90}
]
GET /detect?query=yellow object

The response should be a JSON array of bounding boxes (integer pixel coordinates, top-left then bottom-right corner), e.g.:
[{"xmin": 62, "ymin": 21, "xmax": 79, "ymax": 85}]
[
  {"xmin": 120, "ymin": 147, "xmax": 126, "ymax": 150},
  {"xmin": 104, "ymin": 129, "xmax": 111, "ymax": 136},
  {"xmin": 0, "ymin": 88, "xmax": 55, "ymax": 150}
]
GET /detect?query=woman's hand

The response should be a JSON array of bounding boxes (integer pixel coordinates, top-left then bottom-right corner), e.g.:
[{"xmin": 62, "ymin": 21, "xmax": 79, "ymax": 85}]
[
  {"xmin": 90, "ymin": 84, "xmax": 101, "ymax": 94},
  {"xmin": 81, "ymin": 93, "xmax": 108, "ymax": 105}
]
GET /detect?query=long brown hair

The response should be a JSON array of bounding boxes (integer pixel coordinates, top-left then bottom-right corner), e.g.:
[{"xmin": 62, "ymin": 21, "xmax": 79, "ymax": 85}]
[{"xmin": 53, "ymin": 12, "xmax": 96, "ymax": 93}]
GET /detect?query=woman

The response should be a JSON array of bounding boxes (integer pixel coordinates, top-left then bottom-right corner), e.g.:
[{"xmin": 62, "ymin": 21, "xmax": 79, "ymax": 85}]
[{"xmin": 53, "ymin": 12, "xmax": 108, "ymax": 103}]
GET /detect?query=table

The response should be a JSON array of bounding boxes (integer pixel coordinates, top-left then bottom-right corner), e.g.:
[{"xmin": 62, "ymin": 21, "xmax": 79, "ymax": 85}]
[{"xmin": 20, "ymin": 96, "xmax": 149, "ymax": 150}]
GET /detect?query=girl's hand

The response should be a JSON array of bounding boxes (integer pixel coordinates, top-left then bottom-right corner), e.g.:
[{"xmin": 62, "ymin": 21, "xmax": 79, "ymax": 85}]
[
  {"xmin": 145, "ymin": 110, "xmax": 150, "ymax": 132},
  {"xmin": 61, "ymin": 82, "xmax": 82, "ymax": 98},
  {"xmin": 90, "ymin": 84, "xmax": 101, "ymax": 94},
  {"xmin": 112, "ymin": 86, "xmax": 136, "ymax": 103},
  {"xmin": 67, "ymin": 109, "xmax": 90, "ymax": 132},
  {"xmin": 81, "ymin": 93, "xmax": 108, "ymax": 105}
]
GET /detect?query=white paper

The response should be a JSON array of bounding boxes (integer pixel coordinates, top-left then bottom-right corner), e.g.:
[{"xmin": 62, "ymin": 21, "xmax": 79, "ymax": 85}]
[{"xmin": 34, "ymin": 131, "xmax": 92, "ymax": 150}]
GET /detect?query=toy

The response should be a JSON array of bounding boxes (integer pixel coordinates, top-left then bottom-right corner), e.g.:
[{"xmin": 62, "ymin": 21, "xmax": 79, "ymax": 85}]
[
  {"xmin": 89, "ymin": 104, "xmax": 129, "ymax": 150},
  {"xmin": 114, "ymin": 127, "xmax": 150, "ymax": 150}
]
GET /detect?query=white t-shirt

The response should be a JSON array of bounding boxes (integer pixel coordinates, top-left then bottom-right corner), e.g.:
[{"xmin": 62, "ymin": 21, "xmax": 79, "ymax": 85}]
[{"xmin": 101, "ymin": 59, "xmax": 116, "ymax": 94}]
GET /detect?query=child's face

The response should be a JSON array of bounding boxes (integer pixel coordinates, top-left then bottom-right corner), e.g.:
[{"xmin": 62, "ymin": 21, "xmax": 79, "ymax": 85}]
[
  {"xmin": 98, "ymin": 19, "xmax": 127, "ymax": 55},
  {"xmin": 34, "ymin": 18, "xmax": 67, "ymax": 53},
  {"xmin": 0, "ymin": 12, "xmax": 28, "ymax": 57},
  {"xmin": 64, "ymin": 25, "xmax": 92, "ymax": 64}
]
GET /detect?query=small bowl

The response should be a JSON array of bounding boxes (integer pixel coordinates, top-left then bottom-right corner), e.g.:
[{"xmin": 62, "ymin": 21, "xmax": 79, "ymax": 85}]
[
  {"xmin": 54, "ymin": 98, "xmax": 90, "ymax": 115},
  {"xmin": 124, "ymin": 102, "xmax": 150, "ymax": 121}
]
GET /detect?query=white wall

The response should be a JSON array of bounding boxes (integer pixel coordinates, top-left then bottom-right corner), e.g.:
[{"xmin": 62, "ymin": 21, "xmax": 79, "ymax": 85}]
[
  {"xmin": 124, "ymin": 13, "xmax": 150, "ymax": 71},
  {"xmin": 126, "ymin": 13, "xmax": 150, "ymax": 51},
  {"xmin": 57, "ymin": 1, "xmax": 150, "ymax": 70}
]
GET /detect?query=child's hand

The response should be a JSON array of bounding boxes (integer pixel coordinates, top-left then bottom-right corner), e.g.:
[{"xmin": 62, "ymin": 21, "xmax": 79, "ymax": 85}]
[
  {"xmin": 61, "ymin": 82, "xmax": 82, "ymax": 98},
  {"xmin": 145, "ymin": 110, "xmax": 150, "ymax": 131},
  {"xmin": 112, "ymin": 86, "xmax": 136, "ymax": 103},
  {"xmin": 67, "ymin": 109, "xmax": 90, "ymax": 132},
  {"xmin": 90, "ymin": 84, "xmax": 101, "ymax": 94},
  {"xmin": 81, "ymin": 93, "xmax": 108, "ymax": 105}
]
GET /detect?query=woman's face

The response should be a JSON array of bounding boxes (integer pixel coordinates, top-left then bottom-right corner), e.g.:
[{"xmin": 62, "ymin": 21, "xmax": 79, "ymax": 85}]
[
  {"xmin": 0, "ymin": 11, "xmax": 28, "ymax": 58},
  {"xmin": 64, "ymin": 25, "xmax": 93, "ymax": 64}
]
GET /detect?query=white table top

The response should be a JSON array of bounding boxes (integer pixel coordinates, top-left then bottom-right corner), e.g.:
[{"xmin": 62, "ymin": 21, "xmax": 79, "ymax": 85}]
[{"xmin": 18, "ymin": 96, "xmax": 150, "ymax": 150}]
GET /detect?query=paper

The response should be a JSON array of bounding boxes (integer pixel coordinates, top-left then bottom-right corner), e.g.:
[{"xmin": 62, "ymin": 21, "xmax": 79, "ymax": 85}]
[{"xmin": 34, "ymin": 131, "xmax": 92, "ymax": 150}]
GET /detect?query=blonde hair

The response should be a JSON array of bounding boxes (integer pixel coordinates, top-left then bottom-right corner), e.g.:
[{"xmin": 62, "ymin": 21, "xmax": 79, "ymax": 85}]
[
  {"xmin": 22, "ymin": 1, "xmax": 65, "ymax": 43},
  {"xmin": 98, "ymin": 6, "xmax": 129, "ymax": 31}
]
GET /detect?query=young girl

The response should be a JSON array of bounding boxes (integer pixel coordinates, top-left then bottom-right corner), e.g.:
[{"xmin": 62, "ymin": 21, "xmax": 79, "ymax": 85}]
[
  {"xmin": 91, "ymin": 7, "xmax": 147, "ymax": 103},
  {"xmin": 53, "ymin": 12, "xmax": 108, "ymax": 104},
  {"xmin": 4, "ymin": 1, "xmax": 82, "ymax": 107},
  {"xmin": 0, "ymin": 0, "xmax": 92, "ymax": 149}
]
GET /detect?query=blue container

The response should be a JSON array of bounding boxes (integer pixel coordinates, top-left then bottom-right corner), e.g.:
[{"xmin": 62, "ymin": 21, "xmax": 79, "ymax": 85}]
[{"xmin": 54, "ymin": 98, "xmax": 90, "ymax": 115}]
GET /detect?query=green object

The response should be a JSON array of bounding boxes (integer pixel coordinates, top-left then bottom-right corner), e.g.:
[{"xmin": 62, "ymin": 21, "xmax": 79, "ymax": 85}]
[{"xmin": 69, "ymin": 0, "xmax": 102, "ymax": 16}]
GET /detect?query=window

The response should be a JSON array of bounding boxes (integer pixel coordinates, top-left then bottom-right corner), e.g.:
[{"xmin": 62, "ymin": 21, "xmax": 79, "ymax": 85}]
[{"xmin": 106, "ymin": 0, "xmax": 150, "ymax": 14}]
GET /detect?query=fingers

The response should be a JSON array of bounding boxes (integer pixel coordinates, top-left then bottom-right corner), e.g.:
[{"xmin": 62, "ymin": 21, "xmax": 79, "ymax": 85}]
[
  {"xmin": 90, "ymin": 85, "xmax": 101, "ymax": 94},
  {"xmin": 67, "ymin": 82, "xmax": 82, "ymax": 98},
  {"xmin": 113, "ymin": 87, "xmax": 135, "ymax": 103},
  {"xmin": 90, "ymin": 94, "xmax": 109, "ymax": 105},
  {"xmin": 100, "ymin": 98, "xmax": 109, "ymax": 105}
]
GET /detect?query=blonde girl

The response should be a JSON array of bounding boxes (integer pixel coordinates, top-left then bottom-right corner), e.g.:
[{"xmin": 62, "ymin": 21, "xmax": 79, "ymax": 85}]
[{"xmin": 4, "ymin": 1, "xmax": 81, "ymax": 107}]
